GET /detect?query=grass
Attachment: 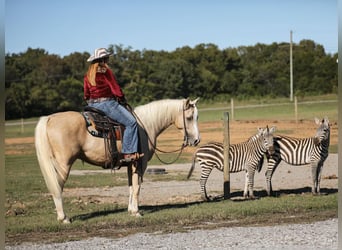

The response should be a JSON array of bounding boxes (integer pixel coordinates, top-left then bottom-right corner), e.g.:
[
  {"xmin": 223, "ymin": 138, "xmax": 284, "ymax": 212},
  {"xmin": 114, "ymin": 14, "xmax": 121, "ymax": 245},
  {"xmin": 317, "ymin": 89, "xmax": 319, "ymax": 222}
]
[
  {"xmin": 5, "ymin": 152, "xmax": 338, "ymax": 244},
  {"xmin": 5, "ymin": 94, "xmax": 338, "ymax": 244},
  {"xmin": 198, "ymin": 99, "xmax": 337, "ymax": 122}
]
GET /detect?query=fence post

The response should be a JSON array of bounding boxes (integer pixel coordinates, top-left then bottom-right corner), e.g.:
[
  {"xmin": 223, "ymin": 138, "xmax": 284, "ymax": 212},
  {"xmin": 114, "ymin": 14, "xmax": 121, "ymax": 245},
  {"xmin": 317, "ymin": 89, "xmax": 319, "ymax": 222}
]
[
  {"xmin": 294, "ymin": 96, "xmax": 298, "ymax": 123},
  {"xmin": 223, "ymin": 112, "xmax": 230, "ymax": 199},
  {"xmin": 230, "ymin": 98, "xmax": 234, "ymax": 121},
  {"xmin": 21, "ymin": 118, "xmax": 24, "ymax": 133}
]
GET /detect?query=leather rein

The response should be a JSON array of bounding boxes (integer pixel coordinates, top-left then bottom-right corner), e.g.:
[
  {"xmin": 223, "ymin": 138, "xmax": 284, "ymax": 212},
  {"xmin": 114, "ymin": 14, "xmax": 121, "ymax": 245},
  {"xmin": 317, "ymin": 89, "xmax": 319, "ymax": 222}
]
[{"xmin": 129, "ymin": 103, "xmax": 190, "ymax": 165}]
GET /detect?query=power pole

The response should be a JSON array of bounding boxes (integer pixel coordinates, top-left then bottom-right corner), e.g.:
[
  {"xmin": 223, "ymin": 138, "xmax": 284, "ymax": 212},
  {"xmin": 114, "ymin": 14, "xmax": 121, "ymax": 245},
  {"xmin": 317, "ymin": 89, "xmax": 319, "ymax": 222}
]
[{"xmin": 290, "ymin": 30, "xmax": 293, "ymax": 102}]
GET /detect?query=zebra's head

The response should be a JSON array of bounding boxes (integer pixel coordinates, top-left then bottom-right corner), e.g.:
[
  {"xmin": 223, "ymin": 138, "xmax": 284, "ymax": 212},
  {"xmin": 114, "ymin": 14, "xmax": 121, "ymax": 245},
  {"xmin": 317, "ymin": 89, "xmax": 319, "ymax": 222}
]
[
  {"xmin": 258, "ymin": 125, "xmax": 276, "ymax": 155},
  {"xmin": 314, "ymin": 117, "xmax": 330, "ymax": 146}
]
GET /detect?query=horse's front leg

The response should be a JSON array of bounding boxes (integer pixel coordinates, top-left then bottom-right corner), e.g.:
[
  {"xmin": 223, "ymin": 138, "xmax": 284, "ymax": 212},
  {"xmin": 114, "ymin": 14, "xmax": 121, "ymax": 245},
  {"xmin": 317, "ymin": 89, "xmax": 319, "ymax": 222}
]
[{"xmin": 127, "ymin": 164, "xmax": 142, "ymax": 216}]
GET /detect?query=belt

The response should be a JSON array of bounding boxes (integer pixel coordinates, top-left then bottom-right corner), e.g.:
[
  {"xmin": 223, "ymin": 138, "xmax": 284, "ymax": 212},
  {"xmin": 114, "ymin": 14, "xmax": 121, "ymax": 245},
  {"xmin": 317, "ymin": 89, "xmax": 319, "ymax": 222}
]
[{"xmin": 87, "ymin": 97, "xmax": 115, "ymax": 104}]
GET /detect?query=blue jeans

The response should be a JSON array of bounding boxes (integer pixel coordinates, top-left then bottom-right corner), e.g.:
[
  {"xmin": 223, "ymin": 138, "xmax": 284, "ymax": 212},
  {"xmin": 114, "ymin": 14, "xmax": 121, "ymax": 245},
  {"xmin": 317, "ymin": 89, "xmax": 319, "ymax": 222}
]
[{"xmin": 89, "ymin": 100, "xmax": 138, "ymax": 154}]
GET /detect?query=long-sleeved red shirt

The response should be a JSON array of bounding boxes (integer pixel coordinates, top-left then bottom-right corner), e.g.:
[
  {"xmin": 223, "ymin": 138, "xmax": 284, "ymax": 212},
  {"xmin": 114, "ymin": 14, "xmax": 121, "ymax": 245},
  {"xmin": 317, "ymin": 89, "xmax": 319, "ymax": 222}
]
[{"xmin": 84, "ymin": 67, "xmax": 124, "ymax": 100}]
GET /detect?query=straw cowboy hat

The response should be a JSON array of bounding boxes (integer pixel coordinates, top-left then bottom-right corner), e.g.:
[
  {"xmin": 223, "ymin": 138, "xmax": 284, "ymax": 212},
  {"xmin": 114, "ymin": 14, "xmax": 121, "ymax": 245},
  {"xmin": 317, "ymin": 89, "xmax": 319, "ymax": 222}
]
[{"xmin": 87, "ymin": 48, "xmax": 112, "ymax": 62}]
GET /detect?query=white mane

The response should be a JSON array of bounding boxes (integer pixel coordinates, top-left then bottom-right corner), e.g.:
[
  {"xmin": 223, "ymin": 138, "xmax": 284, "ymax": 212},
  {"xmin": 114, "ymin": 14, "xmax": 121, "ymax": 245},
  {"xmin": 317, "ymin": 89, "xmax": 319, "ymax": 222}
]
[{"xmin": 134, "ymin": 99, "xmax": 184, "ymax": 136}]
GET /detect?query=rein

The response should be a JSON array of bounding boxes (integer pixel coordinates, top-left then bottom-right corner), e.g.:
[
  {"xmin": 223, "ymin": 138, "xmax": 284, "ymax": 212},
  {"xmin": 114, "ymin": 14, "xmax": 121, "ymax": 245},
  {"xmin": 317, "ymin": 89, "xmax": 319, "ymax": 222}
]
[{"xmin": 128, "ymin": 103, "xmax": 189, "ymax": 165}]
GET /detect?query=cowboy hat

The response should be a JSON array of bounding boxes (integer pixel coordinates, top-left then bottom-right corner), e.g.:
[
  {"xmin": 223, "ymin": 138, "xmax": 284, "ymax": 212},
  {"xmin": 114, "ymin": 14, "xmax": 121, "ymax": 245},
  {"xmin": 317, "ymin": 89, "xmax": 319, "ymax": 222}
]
[{"xmin": 87, "ymin": 48, "xmax": 112, "ymax": 62}]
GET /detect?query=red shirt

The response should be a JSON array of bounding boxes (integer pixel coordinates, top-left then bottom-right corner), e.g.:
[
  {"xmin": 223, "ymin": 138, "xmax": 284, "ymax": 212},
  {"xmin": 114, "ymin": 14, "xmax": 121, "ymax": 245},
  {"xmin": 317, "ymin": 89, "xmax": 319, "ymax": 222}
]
[{"xmin": 84, "ymin": 67, "xmax": 124, "ymax": 100}]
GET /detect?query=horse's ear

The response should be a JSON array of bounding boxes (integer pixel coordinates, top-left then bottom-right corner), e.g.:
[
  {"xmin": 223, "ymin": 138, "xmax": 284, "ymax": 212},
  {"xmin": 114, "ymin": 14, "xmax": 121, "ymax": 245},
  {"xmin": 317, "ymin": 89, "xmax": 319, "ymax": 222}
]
[
  {"xmin": 190, "ymin": 98, "xmax": 199, "ymax": 105},
  {"xmin": 184, "ymin": 98, "xmax": 190, "ymax": 109}
]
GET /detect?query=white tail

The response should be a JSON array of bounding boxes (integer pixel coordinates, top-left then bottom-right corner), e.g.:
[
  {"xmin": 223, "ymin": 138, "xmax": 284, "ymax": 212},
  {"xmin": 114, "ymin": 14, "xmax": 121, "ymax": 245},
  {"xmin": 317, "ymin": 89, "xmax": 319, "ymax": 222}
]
[{"xmin": 35, "ymin": 116, "xmax": 62, "ymax": 197}]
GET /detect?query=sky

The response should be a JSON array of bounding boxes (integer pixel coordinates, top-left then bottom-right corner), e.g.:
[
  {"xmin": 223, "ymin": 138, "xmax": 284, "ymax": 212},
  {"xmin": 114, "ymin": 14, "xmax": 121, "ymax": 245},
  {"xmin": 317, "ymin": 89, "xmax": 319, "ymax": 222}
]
[{"xmin": 5, "ymin": 0, "xmax": 338, "ymax": 57}]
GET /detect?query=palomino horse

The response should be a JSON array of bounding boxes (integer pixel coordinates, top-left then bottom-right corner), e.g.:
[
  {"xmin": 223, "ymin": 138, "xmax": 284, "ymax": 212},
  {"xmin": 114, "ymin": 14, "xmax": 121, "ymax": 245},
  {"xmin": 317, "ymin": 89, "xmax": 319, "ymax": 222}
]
[{"xmin": 35, "ymin": 98, "xmax": 200, "ymax": 223}]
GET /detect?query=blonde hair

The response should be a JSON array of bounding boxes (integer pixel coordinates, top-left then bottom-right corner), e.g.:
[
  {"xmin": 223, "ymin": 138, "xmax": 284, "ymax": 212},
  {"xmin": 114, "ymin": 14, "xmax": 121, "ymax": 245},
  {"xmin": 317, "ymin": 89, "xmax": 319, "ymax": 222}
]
[{"xmin": 86, "ymin": 62, "xmax": 108, "ymax": 86}]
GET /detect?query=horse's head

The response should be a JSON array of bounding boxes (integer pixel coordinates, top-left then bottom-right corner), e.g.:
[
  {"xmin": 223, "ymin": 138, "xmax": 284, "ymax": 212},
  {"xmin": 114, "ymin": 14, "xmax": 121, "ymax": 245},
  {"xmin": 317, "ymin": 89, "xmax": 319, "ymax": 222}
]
[
  {"xmin": 175, "ymin": 98, "xmax": 201, "ymax": 146},
  {"xmin": 313, "ymin": 117, "xmax": 330, "ymax": 146}
]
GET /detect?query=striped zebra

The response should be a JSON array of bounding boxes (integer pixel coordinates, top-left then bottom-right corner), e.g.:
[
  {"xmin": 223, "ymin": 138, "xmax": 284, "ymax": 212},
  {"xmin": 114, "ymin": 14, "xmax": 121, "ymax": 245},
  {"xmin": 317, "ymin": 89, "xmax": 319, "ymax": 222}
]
[
  {"xmin": 187, "ymin": 126, "xmax": 276, "ymax": 201},
  {"xmin": 265, "ymin": 117, "xmax": 330, "ymax": 196}
]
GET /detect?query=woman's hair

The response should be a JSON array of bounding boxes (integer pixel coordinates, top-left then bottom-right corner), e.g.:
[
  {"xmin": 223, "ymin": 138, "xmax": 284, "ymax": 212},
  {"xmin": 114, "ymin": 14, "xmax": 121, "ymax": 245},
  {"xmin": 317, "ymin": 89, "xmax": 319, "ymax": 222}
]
[{"xmin": 86, "ymin": 61, "xmax": 108, "ymax": 86}]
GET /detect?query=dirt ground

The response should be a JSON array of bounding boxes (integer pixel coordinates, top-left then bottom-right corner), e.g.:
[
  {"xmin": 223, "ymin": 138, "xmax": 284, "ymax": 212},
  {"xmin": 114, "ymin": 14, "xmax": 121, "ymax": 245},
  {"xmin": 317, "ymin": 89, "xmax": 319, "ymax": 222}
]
[
  {"xmin": 6, "ymin": 119, "xmax": 337, "ymax": 206},
  {"xmin": 5, "ymin": 119, "xmax": 338, "ymax": 246}
]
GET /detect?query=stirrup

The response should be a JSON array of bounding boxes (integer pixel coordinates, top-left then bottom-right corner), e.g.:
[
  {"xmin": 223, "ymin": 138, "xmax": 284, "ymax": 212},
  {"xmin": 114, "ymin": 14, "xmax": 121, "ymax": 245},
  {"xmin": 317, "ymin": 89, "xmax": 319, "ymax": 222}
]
[{"xmin": 120, "ymin": 153, "xmax": 144, "ymax": 163}]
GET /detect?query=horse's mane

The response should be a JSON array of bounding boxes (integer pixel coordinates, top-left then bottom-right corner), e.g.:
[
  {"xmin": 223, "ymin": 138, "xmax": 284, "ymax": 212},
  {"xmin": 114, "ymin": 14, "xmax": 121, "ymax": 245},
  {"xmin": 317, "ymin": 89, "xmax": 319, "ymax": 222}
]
[{"xmin": 134, "ymin": 99, "xmax": 185, "ymax": 132}]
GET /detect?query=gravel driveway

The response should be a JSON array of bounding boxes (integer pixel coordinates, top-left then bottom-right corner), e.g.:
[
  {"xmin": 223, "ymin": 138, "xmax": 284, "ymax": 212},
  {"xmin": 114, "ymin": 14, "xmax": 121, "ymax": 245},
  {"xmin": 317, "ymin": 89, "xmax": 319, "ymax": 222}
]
[{"xmin": 6, "ymin": 218, "xmax": 338, "ymax": 249}]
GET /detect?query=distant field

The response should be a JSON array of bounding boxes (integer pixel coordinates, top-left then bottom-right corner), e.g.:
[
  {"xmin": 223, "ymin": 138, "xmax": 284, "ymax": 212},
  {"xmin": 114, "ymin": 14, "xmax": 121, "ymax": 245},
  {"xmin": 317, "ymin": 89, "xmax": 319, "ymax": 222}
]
[{"xmin": 5, "ymin": 94, "xmax": 338, "ymax": 138}]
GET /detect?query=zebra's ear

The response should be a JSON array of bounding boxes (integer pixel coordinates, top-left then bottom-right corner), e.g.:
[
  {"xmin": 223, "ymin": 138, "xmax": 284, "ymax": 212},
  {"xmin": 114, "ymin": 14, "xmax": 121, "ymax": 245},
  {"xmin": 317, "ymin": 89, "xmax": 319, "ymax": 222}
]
[
  {"xmin": 257, "ymin": 127, "xmax": 263, "ymax": 134},
  {"xmin": 269, "ymin": 126, "xmax": 276, "ymax": 134},
  {"xmin": 324, "ymin": 116, "xmax": 330, "ymax": 125},
  {"xmin": 314, "ymin": 117, "xmax": 320, "ymax": 125}
]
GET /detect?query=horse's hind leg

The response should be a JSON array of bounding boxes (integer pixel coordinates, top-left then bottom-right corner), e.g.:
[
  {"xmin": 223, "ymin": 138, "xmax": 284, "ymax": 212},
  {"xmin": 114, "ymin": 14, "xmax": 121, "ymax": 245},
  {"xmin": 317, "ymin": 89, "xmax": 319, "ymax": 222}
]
[
  {"xmin": 51, "ymin": 162, "xmax": 71, "ymax": 223},
  {"xmin": 53, "ymin": 195, "xmax": 70, "ymax": 223}
]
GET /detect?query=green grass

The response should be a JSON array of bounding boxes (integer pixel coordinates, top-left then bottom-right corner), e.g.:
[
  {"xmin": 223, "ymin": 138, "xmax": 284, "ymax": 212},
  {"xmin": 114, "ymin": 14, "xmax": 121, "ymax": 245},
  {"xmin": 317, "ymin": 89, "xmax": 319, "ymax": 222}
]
[
  {"xmin": 5, "ymin": 153, "xmax": 337, "ymax": 240},
  {"xmin": 198, "ymin": 99, "xmax": 337, "ymax": 122}
]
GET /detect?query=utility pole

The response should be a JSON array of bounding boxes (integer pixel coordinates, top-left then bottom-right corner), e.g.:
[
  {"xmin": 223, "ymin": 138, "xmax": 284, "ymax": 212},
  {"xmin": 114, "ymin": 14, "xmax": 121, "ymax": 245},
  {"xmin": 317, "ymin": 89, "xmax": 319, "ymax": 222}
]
[{"xmin": 290, "ymin": 30, "xmax": 293, "ymax": 102}]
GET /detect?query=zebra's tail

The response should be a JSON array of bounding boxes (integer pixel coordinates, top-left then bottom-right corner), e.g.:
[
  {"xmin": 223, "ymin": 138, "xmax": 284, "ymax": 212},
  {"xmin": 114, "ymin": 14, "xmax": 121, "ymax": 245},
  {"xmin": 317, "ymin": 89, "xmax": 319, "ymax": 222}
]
[{"xmin": 187, "ymin": 151, "xmax": 198, "ymax": 179}]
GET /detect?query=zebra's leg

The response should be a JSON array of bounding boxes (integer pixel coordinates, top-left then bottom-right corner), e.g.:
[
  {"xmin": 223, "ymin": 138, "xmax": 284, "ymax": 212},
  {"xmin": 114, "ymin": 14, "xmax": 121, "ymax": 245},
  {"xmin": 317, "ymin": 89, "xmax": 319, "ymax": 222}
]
[
  {"xmin": 316, "ymin": 162, "xmax": 324, "ymax": 194},
  {"xmin": 200, "ymin": 165, "xmax": 213, "ymax": 201},
  {"xmin": 247, "ymin": 168, "xmax": 256, "ymax": 199},
  {"xmin": 311, "ymin": 161, "xmax": 319, "ymax": 195},
  {"xmin": 312, "ymin": 161, "xmax": 324, "ymax": 195},
  {"xmin": 265, "ymin": 159, "xmax": 280, "ymax": 196},
  {"xmin": 243, "ymin": 171, "xmax": 249, "ymax": 198}
]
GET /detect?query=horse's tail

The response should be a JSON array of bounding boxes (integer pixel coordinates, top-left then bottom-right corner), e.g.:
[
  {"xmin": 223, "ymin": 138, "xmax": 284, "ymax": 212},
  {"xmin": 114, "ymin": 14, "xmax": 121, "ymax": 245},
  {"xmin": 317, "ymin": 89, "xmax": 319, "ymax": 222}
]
[
  {"xmin": 35, "ymin": 116, "xmax": 62, "ymax": 197},
  {"xmin": 187, "ymin": 150, "xmax": 198, "ymax": 179}
]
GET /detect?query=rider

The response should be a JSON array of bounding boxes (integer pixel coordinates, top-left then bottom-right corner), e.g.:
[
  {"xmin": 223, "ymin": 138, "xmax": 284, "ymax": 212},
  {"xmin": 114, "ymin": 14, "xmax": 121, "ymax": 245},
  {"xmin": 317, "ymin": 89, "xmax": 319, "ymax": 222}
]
[{"xmin": 84, "ymin": 47, "xmax": 143, "ymax": 161}]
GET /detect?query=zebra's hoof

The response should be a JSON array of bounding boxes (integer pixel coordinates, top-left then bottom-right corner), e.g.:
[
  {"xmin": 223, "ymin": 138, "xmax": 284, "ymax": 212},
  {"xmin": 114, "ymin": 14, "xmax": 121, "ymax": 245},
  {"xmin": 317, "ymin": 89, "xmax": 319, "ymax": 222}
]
[{"xmin": 201, "ymin": 195, "xmax": 210, "ymax": 202}]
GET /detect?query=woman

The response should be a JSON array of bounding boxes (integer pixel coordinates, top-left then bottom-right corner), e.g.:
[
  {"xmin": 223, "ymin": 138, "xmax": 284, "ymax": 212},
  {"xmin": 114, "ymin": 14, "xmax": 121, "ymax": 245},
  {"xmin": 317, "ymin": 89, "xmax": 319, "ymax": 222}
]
[{"xmin": 84, "ymin": 48, "xmax": 142, "ymax": 161}]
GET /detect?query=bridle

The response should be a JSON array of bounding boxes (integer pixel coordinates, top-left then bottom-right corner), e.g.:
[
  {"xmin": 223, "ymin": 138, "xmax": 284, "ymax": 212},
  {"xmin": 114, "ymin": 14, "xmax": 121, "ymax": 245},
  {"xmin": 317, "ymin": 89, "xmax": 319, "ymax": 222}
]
[{"xmin": 130, "ymin": 102, "xmax": 191, "ymax": 164}]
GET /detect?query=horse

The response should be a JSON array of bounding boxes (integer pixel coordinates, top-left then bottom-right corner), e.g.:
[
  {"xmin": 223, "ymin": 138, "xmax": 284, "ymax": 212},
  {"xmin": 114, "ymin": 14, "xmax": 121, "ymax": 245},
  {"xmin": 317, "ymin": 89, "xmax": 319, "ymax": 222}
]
[{"xmin": 35, "ymin": 98, "xmax": 200, "ymax": 223}]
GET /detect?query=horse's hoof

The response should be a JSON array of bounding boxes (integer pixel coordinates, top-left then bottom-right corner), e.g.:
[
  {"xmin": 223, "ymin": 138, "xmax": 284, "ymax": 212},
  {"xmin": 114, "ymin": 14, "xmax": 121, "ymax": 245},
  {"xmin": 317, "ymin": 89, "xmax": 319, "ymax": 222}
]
[
  {"xmin": 130, "ymin": 211, "xmax": 142, "ymax": 217},
  {"xmin": 58, "ymin": 216, "xmax": 71, "ymax": 224}
]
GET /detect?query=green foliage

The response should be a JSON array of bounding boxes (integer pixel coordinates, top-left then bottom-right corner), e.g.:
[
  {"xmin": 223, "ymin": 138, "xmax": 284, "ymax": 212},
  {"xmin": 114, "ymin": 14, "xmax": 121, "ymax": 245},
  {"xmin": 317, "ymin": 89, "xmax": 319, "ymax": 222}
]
[{"xmin": 5, "ymin": 41, "xmax": 337, "ymax": 119}]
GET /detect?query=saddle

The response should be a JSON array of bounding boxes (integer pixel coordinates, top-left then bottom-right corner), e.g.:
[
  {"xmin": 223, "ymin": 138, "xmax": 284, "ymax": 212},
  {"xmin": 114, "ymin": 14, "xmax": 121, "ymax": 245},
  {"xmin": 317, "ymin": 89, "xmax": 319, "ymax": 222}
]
[{"xmin": 82, "ymin": 106, "xmax": 125, "ymax": 169}]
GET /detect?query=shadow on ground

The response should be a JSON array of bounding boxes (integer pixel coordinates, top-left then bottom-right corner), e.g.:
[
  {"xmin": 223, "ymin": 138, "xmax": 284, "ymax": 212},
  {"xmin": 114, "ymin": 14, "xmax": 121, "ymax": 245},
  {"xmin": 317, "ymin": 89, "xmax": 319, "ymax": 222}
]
[{"xmin": 71, "ymin": 186, "xmax": 337, "ymax": 221}]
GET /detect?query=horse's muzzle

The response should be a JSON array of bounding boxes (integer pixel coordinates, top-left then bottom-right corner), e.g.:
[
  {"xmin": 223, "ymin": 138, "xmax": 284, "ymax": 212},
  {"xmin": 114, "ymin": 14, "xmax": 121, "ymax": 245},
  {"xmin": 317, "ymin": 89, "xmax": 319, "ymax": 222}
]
[{"xmin": 190, "ymin": 138, "xmax": 200, "ymax": 146}]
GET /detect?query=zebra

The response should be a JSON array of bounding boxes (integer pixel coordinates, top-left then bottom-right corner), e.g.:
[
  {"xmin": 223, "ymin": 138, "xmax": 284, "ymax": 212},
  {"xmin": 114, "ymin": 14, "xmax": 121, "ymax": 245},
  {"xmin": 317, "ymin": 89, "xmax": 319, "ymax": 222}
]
[
  {"xmin": 187, "ymin": 126, "xmax": 276, "ymax": 201},
  {"xmin": 265, "ymin": 117, "xmax": 330, "ymax": 196}
]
